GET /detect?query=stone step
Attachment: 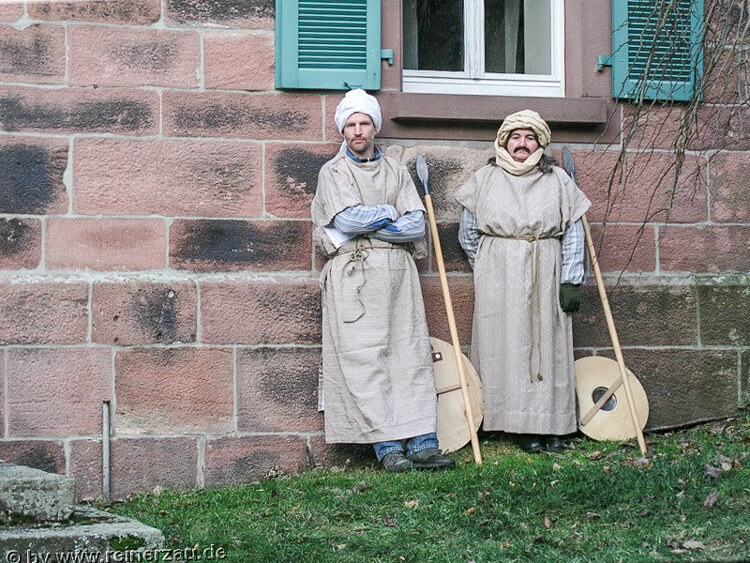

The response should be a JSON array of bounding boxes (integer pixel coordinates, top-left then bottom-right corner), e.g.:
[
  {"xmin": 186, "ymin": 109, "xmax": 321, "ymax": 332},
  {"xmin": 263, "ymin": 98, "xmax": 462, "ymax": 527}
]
[
  {"xmin": 0, "ymin": 461, "xmax": 75, "ymax": 524},
  {"xmin": 0, "ymin": 505, "xmax": 165, "ymax": 557}
]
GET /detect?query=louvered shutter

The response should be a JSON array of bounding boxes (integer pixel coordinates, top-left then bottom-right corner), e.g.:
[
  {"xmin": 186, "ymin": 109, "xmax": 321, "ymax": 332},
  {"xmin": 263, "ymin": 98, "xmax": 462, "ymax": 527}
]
[
  {"xmin": 276, "ymin": 0, "xmax": 382, "ymax": 90},
  {"xmin": 611, "ymin": 0, "xmax": 703, "ymax": 101}
]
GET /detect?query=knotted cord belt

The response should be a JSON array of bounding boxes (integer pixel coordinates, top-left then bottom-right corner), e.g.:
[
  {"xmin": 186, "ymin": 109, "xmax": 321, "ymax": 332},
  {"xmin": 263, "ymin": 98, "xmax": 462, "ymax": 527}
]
[
  {"xmin": 342, "ymin": 239, "xmax": 369, "ymax": 324},
  {"xmin": 339, "ymin": 238, "xmax": 401, "ymax": 324},
  {"xmin": 498, "ymin": 233, "xmax": 557, "ymax": 383}
]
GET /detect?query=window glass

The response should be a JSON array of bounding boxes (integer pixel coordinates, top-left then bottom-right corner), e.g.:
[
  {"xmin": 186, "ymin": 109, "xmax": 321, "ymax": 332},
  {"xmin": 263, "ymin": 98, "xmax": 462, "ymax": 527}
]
[
  {"xmin": 402, "ymin": 0, "xmax": 563, "ymax": 97},
  {"xmin": 403, "ymin": 0, "xmax": 464, "ymax": 71}
]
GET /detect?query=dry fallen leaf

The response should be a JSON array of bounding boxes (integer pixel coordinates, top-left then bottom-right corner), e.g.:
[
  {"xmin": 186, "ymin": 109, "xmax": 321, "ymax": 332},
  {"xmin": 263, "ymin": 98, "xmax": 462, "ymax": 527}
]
[
  {"xmin": 544, "ymin": 516, "xmax": 553, "ymax": 528},
  {"xmin": 602, "ymin": 465, "xmax": 612, "ymax": 474},
  {"xmin": 633, "ymin": 456, "xmax": 652, "ymax": 469},
  {"xmin": 703, "ymin": 492, "xmax": 719, "ymax": 508},
  {"xmin": 404, "ymin": 499, "xmax": 419, "ymax": 508},
  {"xmin": 683, "ymin": 540, "xmax": 705, "ymax": 550},
  {"xmin": 552, "ymin": 463, "xmax": 562, "ymax": 471},
  {"xmin": 464, "ymin": 506, "xmax": 477, "ymax": 515},
  {"xmin": 588, "ymin": 450, "xmax": 603, "ymax": 460},
  {"xmin": 705, "ymin": 464, "xmax": 723, "ymax": 479}
]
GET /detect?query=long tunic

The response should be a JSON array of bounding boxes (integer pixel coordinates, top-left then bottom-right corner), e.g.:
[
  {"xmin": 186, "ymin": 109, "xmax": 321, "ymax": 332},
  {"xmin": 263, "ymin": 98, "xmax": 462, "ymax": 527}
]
[
  {"xmin": 455, "ymin": 164, "xmax": 590, "ymax": 435},
  {"xmin": 311, "ymin": 152, "xmax": 437, "ymax": 444}
]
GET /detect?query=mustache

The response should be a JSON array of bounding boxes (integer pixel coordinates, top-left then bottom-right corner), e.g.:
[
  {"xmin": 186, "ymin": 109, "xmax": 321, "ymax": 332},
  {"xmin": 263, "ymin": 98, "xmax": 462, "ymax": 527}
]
[{"xmin": 513, "ymin": 147, "xmax": 531, "ymax": 153}]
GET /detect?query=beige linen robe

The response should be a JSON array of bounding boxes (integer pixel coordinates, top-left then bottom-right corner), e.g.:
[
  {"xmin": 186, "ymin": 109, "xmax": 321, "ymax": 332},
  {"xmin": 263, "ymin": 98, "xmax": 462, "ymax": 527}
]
[
  {"xmin": 312, "ymin": 152, "xmax": 437, "ymax": 444},
  {"xmin": 456, "ymin": 163, "xmax": 590, "ymax": 435}
]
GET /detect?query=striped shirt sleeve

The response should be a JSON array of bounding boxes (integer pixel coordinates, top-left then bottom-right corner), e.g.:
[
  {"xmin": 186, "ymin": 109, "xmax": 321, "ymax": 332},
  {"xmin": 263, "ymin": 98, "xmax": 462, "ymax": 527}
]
[
  {"xmin": 371, "ymin": 210, "xmax": 425, "ymax": 243},
  {"xmin": 458, "ymin": 207, "xmax": 481, "ymax": 268},
  {"xmin": 561, "ymin": 218, "xmax": 585, "ymax": 284},
  {"xmin": 332, "ymin": 204, "xmax": 398, "ymax": 234}
]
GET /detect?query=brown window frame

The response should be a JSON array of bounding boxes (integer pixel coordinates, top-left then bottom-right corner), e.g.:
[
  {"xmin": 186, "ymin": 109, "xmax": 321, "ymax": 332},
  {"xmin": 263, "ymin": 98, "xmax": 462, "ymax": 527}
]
[{"xmin": 375, "ymin": 0, "xmax": 618, "ymax": 144}]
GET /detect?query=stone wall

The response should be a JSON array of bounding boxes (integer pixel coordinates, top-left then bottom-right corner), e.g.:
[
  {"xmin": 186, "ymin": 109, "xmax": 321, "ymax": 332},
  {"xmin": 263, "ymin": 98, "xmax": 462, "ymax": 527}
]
[{"xmin": 0, "ymin": 0, "xmax": 748, "ymax": 499}]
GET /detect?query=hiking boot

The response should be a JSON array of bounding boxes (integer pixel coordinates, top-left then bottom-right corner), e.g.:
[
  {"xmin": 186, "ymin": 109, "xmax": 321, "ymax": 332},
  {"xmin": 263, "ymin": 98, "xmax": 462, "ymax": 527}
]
[
  {"xmin": 544, "ymin": 435, "xmax": 566, "ymax": 452},
  {"xmin": 518, "ymin": 435, "xmax": 543, "ymax": 453},
  {"xmin": 381, "ymin": 451, "xmax": 413, "ymax": 473},
  {"xmin": 406, "ymin": 448, "xmax": 456, "ymax": 470}
]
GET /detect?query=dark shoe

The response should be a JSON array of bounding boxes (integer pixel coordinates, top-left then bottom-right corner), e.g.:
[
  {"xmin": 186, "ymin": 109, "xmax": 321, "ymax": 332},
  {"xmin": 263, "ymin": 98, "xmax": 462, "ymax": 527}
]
[
  {"xmin": 544, "ymin": 435, "xmax": 566, "ymax": 452},
  {"xmin": 518, "ymin": 435, "xmax": 543, "ymax": 453},
  {"xmin": 381, "ymin": 451, "xmax": 413, "ymax": 473},
  {"xmin": 406, "ymin": 448, "xmax": 456, "ymax": 470}
]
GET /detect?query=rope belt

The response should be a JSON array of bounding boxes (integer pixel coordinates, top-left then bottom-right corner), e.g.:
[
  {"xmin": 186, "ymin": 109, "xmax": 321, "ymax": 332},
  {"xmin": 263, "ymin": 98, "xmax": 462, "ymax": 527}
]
[
  {"xmin": 342, "ymin": 240, "xmax": 369, "ymax": 324},
  {"xmin": 339, "ymin": 237, "xmax": 402, "ymax": 324},
  {"xmin": 498, "ymin": 233, "xmax": 559, "ymax": 383}
]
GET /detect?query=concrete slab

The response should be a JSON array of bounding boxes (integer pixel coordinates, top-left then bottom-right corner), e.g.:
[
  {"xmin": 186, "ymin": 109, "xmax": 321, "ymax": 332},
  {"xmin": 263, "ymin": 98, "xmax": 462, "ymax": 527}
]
[
  {"xmin": 0, "ymin": 461, "xmax": 75, "ymax": 523},
  {"xmin": 0, "ymin": 505, "xmax": 164, "ymax": 559}
]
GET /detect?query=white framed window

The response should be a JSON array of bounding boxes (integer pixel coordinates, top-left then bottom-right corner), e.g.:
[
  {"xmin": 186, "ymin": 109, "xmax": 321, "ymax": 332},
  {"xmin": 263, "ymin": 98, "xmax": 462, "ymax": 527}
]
[{"xmin": 402, "ymin": 0, "xmax": 565, "ymax": 97}]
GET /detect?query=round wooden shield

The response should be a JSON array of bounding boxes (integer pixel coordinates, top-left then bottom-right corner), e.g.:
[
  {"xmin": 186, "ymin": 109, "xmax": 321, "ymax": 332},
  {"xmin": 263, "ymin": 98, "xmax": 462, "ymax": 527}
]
[
  {"xmin": 430, "ymin": 337, "xmax": 484, "ymax": 453},
  {"xmin": 575, "ymin": 356, "xmax": 649, "ymax": 441}
]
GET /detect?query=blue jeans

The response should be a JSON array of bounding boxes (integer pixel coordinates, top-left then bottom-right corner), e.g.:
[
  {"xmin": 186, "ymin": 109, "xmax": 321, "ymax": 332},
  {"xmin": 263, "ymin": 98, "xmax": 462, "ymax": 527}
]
[{"xmin": 373, "ymin": 433, "xmax": 438, "ymax": 461}]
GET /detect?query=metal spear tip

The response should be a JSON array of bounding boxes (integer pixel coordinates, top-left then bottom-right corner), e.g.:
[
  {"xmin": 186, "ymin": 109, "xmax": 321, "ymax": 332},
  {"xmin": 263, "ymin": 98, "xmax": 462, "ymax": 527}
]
[
  {"xmin": 416, "ymin": 154, "xmax": 430, "ymax": 195},
  {"xmin": 562, "ymin": 146, "xmax": 576, "ymax": 182}
]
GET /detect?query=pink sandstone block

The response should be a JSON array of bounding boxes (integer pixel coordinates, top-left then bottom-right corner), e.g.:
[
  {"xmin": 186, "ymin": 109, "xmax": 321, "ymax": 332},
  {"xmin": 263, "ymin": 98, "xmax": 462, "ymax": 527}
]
[
  {"xmin": 0, "ymin": 25, "xmax": 65, "ymax": 84},
  {"xmin": 324, "ymin": 94, "xmax": 341, "ymax": 142},
  {"xmin": 169, "ymin": 219, "xmax": 312, "ymax": 272},
  {"xmin": 28, "ymin": 0, "xmax": 161, "ymax": 25},
  {"xmin": 0, "ymin": 86, "xmax": 159, "ymax": 135},
  {"xmin": 0, "ymin": 281, "xmax": 88, "ymax": 345},
  {"xmin": 587, "ymin": 223, "xmax": 657, "ymax": 274},
  {"xmin": 400, "ymin": 146, "xmax": 493, "ymax": 222},
  {"xmin": 162, "ymin": 91, "xmax": 323, "ymax": 140},
  {"xmin": 46, "ymin": 218, "xmax": 166, "ymax": 271},
  {"xmin": 572, "ymin": 150, "xmax": 708, "ymax": 223},
  {"xmin": 0, "ymin": 136, "xmax": 69, "ymax": 215},
  {"xmin": 165, "ymin": 0, "xmax": 274, "ymax": 29},
  {"xmin": 659, "ymin": 225, "xmax": 750, "ymax": 273},
  {"xmin": 236, "ymin": 347, "xmax": 323, "ymax": 432},
  {"xmin": 690, "ymin": 105, "xmax": 750, "ymax": 151},
  {"xmin": 73, "ymin": 138, "xmax": 263, "ymax": 218},
  {"xmin": 91, "ymin": 281, "xmax": 197, "ymax": 345},
  {"xmin": 7, "ymin": 348, "xmax": 111, "ymax": 437},
  {"xmin": 0, "ymin": 440, "xmax": 66, "ymax": 474},
  {"xmin": 308, "ymin": 436, "xmax": 372, "ymax": 469},
  {"xmin": 703, "ymin": 47, "xmax": 747, "ymax": 104},
  {"xmin": 622, "ymin": 104, "xmax": 683, "ymax": 151},
  {"xmin": 200, "ymin": 279, "xmax": 320, "ymax": 344},
  {"xmin": 203, "ymin": 435, "xmax": 308, "ymax": 488},
  {"xmin": 0, "ymin": 352, "xmax": 4, "ymax": 436},
  {"xmin": 70, "ymin": 439, "xmax": 102, "ymax": 500},
  {"xmin": 0, "ymin": 218, "xmax": 42, "ymax": 270},
  {"xmin": 110, "ymin": 437, "xmax": 198, "ymax": 498},
  {"xmin": 204, "ymin": 32, "xmax": 274, "ymax": 91},
  {"xmin": 265, "ymin": 142, "xmax": 340, "ymax": 218},
  {"xmin": 0, "ymin": 4, "xmax": 23, "ymax": 22},
  {"xmin": 420, "ymin": 275, "xmax": 474, "ymax": 344},
  {"xmin": 709, "ymin": 152, "xmax": 750, "ymax": 222},
  {"xmin": 114, "ymin": 348, "xmax": 233, "ymax": 434},
  {"xmin": 68, "ymin": 27, "xmax": 200, "ymax": 88}
]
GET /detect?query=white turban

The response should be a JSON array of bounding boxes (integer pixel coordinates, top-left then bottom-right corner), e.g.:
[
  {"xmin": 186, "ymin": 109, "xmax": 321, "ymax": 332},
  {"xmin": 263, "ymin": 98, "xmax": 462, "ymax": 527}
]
[{"xmin": 334, "ymin": 89, "xmax": 382, "ymax": 133}]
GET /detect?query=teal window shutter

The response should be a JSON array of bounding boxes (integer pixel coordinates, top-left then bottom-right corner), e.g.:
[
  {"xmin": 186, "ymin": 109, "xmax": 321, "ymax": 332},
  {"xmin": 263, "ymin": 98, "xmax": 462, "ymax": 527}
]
[
  {"xmin": 276, "ymin": 0, "xmax": 382, "ymax": 90},
  {"xmin": 610, "ymin": 0, "xmax": 704, "ymax": 101}
]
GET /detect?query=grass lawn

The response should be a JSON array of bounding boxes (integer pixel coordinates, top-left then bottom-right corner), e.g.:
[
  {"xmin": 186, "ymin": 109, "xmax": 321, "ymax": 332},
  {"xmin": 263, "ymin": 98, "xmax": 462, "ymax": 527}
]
[{"xmin": 104, "ymin": 412, "xmax": 750, "ymax": 562}]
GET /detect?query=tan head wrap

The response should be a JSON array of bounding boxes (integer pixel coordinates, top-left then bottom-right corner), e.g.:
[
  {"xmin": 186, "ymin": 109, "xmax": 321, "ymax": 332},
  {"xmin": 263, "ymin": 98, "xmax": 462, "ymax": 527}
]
[{"xmin": 493, "ymin": 110, "xmax": 552, "ymax": 175}]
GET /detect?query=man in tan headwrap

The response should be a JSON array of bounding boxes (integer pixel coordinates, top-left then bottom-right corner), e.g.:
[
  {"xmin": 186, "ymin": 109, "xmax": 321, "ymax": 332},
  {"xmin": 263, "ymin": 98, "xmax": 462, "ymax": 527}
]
[
  {"xmin": 311, "ymin": 89, "xmax": 455, "ymax": 472},
  {"xmin": 455, "ymin": 110, "xmax": 590, "ymax": 453}
]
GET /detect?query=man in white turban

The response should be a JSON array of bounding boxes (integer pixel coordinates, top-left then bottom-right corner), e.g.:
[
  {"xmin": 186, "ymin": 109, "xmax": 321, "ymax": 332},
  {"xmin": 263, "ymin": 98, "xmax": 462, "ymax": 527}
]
[
  {"xmin": 311, "ymin": 89, "xmax": 455, "ymax": 472},
  {"xmin": 455, "ymin": 110, "xmax": 590, "ymax": 454}
]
